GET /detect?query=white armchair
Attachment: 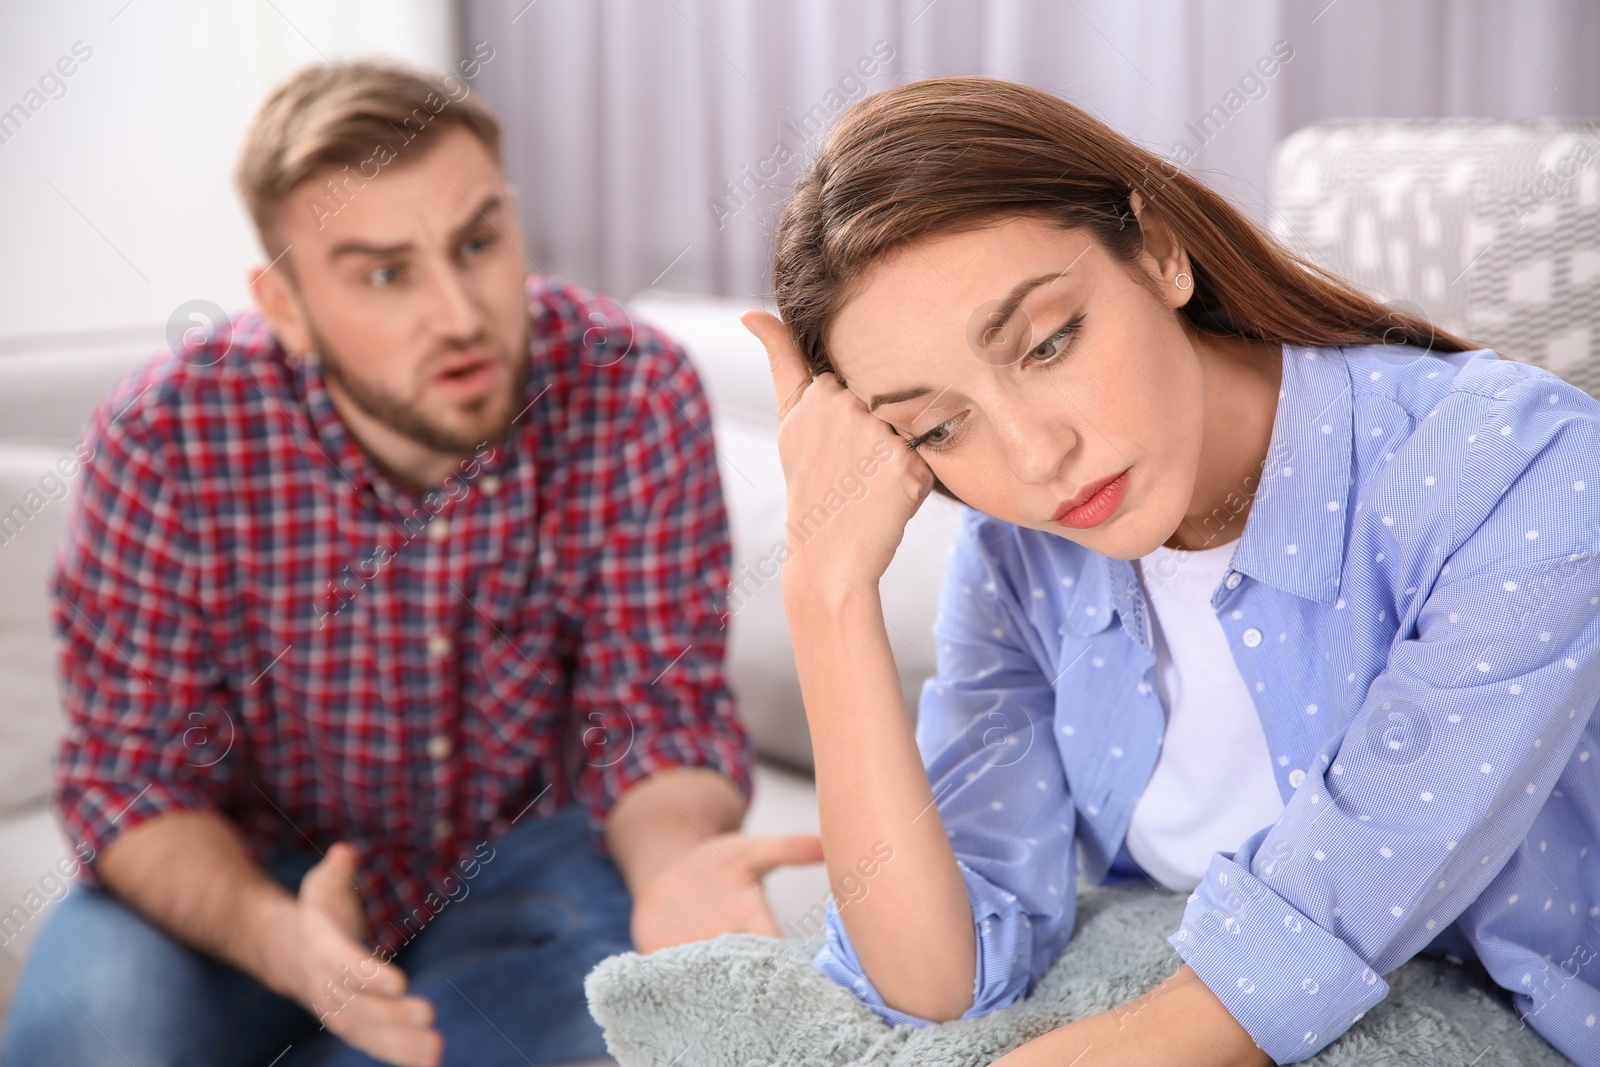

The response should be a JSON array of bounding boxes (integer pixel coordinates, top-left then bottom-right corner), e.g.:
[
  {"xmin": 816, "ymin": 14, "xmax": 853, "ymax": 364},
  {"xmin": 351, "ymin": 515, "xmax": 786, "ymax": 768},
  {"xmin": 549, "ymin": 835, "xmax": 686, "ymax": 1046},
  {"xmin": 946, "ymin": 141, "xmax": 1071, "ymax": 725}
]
[{"xmin": 1271, "ymin": 118, "xmax": 1600, "ymax": 400}]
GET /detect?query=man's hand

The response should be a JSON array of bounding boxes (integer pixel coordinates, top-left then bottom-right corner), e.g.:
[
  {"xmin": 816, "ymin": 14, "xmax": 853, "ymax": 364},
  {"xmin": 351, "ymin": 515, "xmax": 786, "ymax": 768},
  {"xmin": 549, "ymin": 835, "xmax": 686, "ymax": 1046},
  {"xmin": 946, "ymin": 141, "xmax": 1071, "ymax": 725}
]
[
  {"xmin": 630, "ymin": 831, "xmax": 825, "ymax": 953},
  {"xmin": 97, "ymin": 813, "xmax": 444, "ymax": 1067},
  {"xmin": 287, "ymin": 843, "xmax": 442, "ymax": 1067},
  {"xmin": 604, "ymin": 769, "xmax": 823, "ymax": 952}
]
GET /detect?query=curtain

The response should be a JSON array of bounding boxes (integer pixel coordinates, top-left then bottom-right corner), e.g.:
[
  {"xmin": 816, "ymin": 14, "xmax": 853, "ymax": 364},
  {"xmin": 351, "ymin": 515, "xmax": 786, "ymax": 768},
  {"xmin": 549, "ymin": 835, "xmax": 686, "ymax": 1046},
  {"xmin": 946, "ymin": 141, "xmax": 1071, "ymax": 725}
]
[{"xmin": 459, "ymin": 0, "xmax": 1600, "ymax": 301}]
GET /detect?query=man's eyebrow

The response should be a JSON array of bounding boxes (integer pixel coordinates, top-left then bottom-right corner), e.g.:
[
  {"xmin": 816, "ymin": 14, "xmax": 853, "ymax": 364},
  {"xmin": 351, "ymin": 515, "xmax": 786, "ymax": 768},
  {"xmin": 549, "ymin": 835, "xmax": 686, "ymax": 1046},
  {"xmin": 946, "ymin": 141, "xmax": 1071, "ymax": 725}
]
[
  {"xmin": 450, "ymin": 193, "xmax": 504, "ymax": 241},
  {"xmin": 327, "ymin": 195, "xmax": 505, "ymax": 260},
  {"xmin": 329, "ymin": 238, "xmax": 412, "ymax": 260}
]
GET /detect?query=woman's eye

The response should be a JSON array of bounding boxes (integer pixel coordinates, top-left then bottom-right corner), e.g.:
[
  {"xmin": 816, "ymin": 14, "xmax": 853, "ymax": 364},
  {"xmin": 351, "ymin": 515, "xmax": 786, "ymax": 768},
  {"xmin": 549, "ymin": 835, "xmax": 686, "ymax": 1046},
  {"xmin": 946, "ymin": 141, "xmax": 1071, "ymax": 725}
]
[
  {"xmin": 462, "ymin": 234, "xmax": 494, "ymax": 256},
  {"xmin": 908, "ymin": 417, "xmax": 959, "ymax": 452},
  {"xmin": 1025, "ymin": 315, "xmax": 1084, "ymax": 366}
]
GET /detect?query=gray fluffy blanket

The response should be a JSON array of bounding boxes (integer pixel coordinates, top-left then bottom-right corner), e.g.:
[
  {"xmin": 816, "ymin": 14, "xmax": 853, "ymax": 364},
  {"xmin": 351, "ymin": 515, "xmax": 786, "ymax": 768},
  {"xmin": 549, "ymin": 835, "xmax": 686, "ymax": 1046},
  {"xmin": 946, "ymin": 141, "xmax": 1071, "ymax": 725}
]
[{"xmin": 585, "ymin": 879, "xmax": 1572, "ymax": 1066}]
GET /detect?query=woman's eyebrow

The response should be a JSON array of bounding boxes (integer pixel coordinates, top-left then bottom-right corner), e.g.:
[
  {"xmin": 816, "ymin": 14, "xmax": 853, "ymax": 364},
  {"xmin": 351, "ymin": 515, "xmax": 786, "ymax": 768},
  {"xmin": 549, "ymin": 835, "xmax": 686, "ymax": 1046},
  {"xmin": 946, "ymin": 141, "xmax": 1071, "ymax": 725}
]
[
  {"xmin": 986, "ymin": 250, "xmax": 1090, "ymax": 334},
  {"xmin": 867, "ymin": 254, "xmax": 1088, "ymax": 412},
  {"xmin": 868, "ymin": 386, "xmax": 931, "ymax": 412}
]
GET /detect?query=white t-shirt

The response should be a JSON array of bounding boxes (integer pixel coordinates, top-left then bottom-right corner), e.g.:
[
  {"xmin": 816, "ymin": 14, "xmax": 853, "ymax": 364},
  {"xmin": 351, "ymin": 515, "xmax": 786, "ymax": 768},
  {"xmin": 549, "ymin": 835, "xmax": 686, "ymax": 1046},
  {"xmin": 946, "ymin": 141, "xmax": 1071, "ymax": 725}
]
[{"xmin": 1123, "ymin": 538, "xmax": 1286, "ymax": 892}]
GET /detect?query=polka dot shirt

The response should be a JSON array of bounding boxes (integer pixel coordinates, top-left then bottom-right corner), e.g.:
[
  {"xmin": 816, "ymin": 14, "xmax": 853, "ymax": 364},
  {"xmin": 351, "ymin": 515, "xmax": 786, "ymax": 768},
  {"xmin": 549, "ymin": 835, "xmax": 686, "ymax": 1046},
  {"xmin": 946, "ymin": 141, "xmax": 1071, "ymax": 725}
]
[{"xmin": 810, "ymin": 344, "xmax": 1600, "ymax": 1065}]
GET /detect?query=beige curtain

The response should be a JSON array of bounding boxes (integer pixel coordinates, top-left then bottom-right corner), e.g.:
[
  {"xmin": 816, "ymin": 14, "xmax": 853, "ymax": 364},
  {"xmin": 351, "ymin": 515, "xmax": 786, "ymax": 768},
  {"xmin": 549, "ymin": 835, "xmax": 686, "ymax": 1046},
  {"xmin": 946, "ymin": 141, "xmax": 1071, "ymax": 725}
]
[{"xmin": 460, "ymin": 0, "xmax": 1600, "ymax": 300}]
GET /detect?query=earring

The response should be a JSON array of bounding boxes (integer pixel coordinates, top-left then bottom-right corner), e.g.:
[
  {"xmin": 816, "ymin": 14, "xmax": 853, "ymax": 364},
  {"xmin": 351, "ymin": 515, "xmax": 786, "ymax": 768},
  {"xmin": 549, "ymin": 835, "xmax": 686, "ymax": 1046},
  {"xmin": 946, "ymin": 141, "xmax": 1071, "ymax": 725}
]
[{"xmin": 1174, "ymin": 272, "xmax": 1193, "ymax": 291}]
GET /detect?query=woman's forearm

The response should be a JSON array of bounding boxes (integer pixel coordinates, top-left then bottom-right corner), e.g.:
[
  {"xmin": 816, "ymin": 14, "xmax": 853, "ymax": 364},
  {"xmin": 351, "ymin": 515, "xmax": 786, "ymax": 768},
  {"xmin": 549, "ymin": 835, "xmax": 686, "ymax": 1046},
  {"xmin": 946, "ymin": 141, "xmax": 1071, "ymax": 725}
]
[
  {"xmin": 787, "ymin": 579, "xmax": 976, "ymax": 1022},
  {"xmin": 990, "ymin": 964, "xmax": 1272, "ymax": 1067}
]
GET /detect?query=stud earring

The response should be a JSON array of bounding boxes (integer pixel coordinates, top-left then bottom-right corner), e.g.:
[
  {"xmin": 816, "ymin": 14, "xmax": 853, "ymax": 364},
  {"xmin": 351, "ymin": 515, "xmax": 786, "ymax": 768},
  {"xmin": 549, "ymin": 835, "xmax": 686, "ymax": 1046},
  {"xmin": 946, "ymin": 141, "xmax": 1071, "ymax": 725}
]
[{"xmin": 1174, "ymin": 272, "xmax": 1192, "ymax": 291}]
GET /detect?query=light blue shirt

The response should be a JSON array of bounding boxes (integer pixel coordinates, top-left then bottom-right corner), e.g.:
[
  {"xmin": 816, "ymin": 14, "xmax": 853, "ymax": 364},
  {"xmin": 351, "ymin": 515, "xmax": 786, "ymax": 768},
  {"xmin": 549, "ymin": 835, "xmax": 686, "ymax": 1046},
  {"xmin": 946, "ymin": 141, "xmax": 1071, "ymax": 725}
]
[{"xmin": 811, "ymin": 343, "xmax": 1600, "ymax": 1065}]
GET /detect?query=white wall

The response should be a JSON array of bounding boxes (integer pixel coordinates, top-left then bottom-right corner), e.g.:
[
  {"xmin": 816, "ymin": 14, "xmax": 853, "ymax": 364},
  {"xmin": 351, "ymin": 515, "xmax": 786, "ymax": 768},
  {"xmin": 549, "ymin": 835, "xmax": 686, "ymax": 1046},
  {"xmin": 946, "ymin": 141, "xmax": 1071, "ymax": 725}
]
[{"xmin": 0, "ymin": 0, "xmax": 457, "ymax": 352}]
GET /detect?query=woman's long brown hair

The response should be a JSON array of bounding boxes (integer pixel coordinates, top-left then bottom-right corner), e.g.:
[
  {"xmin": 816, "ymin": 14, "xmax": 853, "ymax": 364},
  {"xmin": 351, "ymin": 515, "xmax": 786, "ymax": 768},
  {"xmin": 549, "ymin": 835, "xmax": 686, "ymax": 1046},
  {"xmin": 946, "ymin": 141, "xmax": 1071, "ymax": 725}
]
[{"xmin": 771, "ymin": 77, "xmax": 1478, "ymax": 498}]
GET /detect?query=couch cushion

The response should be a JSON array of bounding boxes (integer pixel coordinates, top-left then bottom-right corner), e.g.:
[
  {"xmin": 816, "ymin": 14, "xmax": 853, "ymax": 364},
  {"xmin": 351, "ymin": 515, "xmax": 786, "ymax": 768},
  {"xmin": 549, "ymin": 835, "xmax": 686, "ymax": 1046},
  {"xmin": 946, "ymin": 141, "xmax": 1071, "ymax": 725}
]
[
  {"xmin": 586, "ymin": 878, "xmax": 1573, "ymax": 1067},
  {"xmin": 627, "ymin": 290, "xmax": 785, "ymax": 432},
  {"xmin": 0, "ymin": 446, "xmax": 80, "ymax": 813},
  {"xmin": 0, "ymin": 335, "xmax": 154, "ymax": 815},
  {"xmin": 0, "ymin": 332, "xmax": 155, "ymax": 447}
]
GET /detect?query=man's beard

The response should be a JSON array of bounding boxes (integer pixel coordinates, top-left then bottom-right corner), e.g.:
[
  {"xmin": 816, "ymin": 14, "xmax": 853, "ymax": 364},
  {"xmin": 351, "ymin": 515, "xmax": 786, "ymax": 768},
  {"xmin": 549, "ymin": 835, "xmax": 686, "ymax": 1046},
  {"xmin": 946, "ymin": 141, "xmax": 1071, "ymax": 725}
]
[{"xmin": 313, "ymin": 331, "xmax": 527, "ymax": 455}]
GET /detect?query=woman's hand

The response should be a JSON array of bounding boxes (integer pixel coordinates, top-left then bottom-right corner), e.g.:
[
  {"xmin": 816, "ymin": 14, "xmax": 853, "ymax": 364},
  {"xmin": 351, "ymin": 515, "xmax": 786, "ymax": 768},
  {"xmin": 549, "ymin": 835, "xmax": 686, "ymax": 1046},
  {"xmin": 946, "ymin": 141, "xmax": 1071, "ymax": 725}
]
[
  {"xmin": 741, "ymin": 309, "xmax": 936, "ymax": 596},
  {"xmin": 739, "ymin": 310, "xmax": 979, "ymax": 1022}
]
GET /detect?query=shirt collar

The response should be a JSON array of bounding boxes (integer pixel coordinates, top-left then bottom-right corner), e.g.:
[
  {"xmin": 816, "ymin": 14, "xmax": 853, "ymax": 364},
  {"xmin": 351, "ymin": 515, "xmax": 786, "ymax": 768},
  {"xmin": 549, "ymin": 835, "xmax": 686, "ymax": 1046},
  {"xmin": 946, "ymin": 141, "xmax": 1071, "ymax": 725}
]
[
  {"xmin": 1058, "ymin": 550, "xmax": 1150, "ymax": 650},
  {"xmin": 1058, "ymin": 344, "xmax": 1352, "ymax": 639},
  {"xmin": 1226, "ymin": 344, "xmax": 1353, "ymax": 605},
  {"xmin": 293, "ymin": 347, "xmax": 379, "ymax": 497},
  {"xmin": 288, "ymin": 341, "xmax": 527, "ymax": 503}
]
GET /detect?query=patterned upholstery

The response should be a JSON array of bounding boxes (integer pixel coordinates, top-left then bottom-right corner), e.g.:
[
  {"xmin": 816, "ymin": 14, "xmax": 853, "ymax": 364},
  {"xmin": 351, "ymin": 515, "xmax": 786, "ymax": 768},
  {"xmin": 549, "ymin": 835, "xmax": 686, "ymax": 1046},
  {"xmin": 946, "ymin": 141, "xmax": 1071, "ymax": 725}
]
[{"xmin": 1271, "ymin": 119, "xmax": 1600, "ymax": 400}]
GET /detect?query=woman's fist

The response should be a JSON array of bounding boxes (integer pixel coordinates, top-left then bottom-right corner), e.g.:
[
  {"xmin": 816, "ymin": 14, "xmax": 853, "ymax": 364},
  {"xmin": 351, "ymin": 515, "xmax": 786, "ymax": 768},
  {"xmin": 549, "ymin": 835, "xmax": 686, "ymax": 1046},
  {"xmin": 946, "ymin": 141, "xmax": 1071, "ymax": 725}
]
[{"xmin": 742, "ymin": 309, "xmax": 935, "ymax": 595}]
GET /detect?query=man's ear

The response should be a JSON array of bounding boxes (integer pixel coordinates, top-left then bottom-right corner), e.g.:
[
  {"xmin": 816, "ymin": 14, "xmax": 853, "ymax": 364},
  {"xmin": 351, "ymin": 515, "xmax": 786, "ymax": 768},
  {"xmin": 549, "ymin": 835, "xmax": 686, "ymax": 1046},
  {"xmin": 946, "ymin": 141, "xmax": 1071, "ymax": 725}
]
[
  {"xmin": 1128, "ymin": 190, "xmax": 1193, "ymax": 309},
  {"xmin": 248, "ymin": 252, "xmax": 312, "ymax": 357}
]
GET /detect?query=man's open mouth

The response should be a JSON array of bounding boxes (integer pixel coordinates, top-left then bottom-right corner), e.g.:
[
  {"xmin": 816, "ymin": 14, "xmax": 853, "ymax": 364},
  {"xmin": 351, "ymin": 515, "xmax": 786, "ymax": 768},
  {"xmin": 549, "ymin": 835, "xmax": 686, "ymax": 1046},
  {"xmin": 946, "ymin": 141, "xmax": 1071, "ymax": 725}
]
[{"xmin": 430, "ymin": 353, "xmax": 500, "ymax": 397}]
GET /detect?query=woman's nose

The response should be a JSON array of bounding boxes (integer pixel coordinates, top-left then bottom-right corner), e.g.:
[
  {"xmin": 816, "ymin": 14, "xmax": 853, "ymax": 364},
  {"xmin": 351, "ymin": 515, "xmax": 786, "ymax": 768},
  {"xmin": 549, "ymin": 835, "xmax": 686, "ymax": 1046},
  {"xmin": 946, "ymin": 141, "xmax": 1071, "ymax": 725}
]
[{"xmin": 999, "ymin": 404, "xmax": 1076, "ymax": 486}]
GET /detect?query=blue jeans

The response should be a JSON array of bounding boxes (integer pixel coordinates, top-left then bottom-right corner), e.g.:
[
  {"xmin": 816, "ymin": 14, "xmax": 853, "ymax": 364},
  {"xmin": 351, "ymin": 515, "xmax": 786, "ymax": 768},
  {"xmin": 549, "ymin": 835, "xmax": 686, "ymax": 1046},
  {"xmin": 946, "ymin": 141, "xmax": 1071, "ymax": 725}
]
[{"xmin": 1, "ymin": 804, "xmax": 633, "ymax": 1066}]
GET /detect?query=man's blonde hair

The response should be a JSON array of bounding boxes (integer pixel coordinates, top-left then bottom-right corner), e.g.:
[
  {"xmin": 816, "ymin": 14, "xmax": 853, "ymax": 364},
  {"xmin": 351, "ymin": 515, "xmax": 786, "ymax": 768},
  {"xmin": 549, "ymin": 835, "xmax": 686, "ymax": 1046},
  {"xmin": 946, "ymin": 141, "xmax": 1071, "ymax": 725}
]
[{"xmin": 235, "ymin": 57, "xmax": 502, "ymax": 256}]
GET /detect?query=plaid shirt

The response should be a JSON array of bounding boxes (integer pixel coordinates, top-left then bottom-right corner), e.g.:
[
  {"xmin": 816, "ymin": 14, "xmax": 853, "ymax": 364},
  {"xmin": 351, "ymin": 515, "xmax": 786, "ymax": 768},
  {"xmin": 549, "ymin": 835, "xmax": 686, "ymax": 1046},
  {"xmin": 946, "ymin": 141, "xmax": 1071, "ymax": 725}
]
[{"xmin": 51, "ymin": 276, "xmax": 752, "ymax": 951}]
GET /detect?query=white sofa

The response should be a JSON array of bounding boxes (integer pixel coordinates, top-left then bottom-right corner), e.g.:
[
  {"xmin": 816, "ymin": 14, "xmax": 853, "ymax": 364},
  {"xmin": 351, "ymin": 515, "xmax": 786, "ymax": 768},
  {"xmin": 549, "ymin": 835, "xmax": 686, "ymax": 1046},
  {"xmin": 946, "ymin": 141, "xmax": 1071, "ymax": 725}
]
[
  {"xmin": 0, "ymin": 293, "xmax": 965, "ymax": 1026},
  {"xmin": 0, "ymin": 334, "xmax": 175, "ymax": 1016},
  {"xmin": 3, "ymin": 116, "xmax": 1596, "ymax": 1028}
]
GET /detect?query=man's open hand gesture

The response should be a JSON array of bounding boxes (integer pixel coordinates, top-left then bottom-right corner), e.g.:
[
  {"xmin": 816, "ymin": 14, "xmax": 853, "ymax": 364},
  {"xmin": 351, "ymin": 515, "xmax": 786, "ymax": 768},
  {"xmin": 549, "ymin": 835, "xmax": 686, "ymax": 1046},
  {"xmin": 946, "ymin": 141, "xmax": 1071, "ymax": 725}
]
[{"xmin": 288, "ymin": 843, "xmax": 442, "ymax": 1067}]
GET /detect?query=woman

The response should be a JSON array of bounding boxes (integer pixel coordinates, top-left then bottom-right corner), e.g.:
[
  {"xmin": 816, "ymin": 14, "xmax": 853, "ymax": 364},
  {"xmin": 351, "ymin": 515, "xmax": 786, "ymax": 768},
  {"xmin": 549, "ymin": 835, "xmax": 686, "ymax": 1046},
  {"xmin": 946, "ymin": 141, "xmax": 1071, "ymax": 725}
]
[{"xmin": 741, "ymin": 77, "xmax": 1600, "ymax": 1066}]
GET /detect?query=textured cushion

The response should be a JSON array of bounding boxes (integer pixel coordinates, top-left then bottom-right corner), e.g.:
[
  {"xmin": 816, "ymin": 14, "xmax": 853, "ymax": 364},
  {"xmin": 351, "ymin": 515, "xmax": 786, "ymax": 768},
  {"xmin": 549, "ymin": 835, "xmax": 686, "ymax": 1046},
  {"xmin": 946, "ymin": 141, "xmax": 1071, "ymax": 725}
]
[
  {"xmin": 1271, "ymin": 119, "xmax": 1600, "ymax": 400},
  {"xmin": 586, "ymin": 879, "xmax": 1574, "ymax": 1066}
]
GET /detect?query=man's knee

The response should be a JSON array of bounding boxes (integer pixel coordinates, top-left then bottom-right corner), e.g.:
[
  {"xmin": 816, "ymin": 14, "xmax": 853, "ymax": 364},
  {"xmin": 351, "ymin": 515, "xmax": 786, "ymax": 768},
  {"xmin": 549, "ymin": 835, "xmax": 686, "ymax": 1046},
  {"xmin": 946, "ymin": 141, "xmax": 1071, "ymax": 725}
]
[{"xmin": 2, "ymin": 886, "xmax": 226, "ymax": 1066}]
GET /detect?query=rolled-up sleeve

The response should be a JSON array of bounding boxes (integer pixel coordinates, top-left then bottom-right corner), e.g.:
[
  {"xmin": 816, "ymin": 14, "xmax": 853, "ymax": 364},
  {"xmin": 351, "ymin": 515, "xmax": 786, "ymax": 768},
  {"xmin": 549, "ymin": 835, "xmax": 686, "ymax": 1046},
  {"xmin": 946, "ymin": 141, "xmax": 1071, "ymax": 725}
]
[
  {"xmin": 570, "ymin": 333, "xmax": 753, "ymax": 838},
  {"xmin": 812, "ymin": 509, "xmax": 1078, "ymax": 1025},
  {"xmin": 1171, "ymin": 378, "xmax": 1600, "ymax": 1063},
  {"xmin": 51, "ymin": 378, "xmax": 238, "ymax": 877}
]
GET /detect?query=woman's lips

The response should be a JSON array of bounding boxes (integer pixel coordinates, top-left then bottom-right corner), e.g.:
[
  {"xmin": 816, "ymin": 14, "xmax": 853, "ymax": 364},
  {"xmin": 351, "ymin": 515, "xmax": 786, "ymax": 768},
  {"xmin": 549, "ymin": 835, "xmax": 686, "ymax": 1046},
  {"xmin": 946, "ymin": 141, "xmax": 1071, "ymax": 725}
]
[{"xmin": 1053, "ymin": 467, "xmax": 1132, "ymax": 529}]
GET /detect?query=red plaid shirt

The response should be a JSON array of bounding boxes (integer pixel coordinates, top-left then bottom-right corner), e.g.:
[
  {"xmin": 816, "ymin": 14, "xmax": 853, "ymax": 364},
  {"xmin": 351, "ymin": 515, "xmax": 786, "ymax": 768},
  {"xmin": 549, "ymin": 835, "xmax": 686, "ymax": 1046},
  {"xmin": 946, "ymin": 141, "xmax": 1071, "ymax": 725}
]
[{"xmin": 51, "ymin": 276, "xmax": 752, "ymax": 951}]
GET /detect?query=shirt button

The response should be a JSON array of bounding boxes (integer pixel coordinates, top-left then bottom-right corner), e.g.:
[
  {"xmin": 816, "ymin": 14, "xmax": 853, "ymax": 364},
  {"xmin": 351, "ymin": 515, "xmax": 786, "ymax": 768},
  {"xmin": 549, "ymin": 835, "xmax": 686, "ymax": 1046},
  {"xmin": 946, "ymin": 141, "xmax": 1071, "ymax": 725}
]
[
  {"xmin": 1225, "ymin": 571, "xmax": 1242, "ymax": 590},
  {"xmin": 1242, "ymin": 627, "xmax": 1262, "ymax": 647},
  {"xmin": 432, "ymin": 817, "xmax": 453, "ymax": 841},
  {"xmin": 1288, "ymin": 768, "xmax": 1307, "ymax": 788},
  {"xmin": 426, "ymin": 734, "xmax": 452, "ymax": 760},
  {"xmin": 428, "ymin": 518, "xmax": 450, "ymax": 542},
  {"xmin": 427, "ymin": 633, "xmax": 452, "ymax": 658},
  {"xmin": 480, "ymin": 474, "xmax": 502, "ymax": 496},
  {"xmin": 373, "ymin": 480, "xmax": 393, "ymax": 501}
]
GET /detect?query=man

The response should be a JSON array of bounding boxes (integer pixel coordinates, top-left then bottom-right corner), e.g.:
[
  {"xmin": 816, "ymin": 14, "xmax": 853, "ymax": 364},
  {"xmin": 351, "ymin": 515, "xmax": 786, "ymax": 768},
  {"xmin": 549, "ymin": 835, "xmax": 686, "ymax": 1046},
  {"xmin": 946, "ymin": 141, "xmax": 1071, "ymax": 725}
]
[{"xmin": 2, "ymin": 59, "xmax": 821, "ymax": 1067}]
